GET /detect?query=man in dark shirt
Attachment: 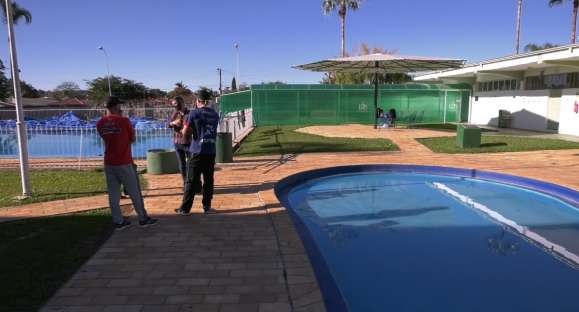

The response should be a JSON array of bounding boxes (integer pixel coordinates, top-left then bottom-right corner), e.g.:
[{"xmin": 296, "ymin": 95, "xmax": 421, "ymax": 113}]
[
  {"xmin": 175, "ymin": 88, "xmax": 220, "ymax": 215},
  {"xmin": 96, "ymin": 96, "xmax": 157, "ymax": 229},
  {"xmin": 168, "ymin": 96, "xmax": 190, "ymax": 181}
]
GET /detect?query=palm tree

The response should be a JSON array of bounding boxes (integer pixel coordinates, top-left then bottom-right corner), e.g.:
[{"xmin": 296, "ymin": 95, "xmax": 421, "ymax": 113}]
[
  {"xmin": 549, "ymin": 0, "xmax": 579, "ymax": 44},
  {"xmin": 515, "ymin": 0, "xmax": 523, "ymax": 54},
  {"xmin": 322, "ymin": 0, "xmax": 362, "ymax": 57},
  {"xmin": 0, "ymin": 1, "xmax": 32, "ymax": 24}
]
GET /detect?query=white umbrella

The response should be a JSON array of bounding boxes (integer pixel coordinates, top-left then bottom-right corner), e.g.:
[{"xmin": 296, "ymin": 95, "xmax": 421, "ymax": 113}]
[{"xmin": 294, "ymin": 53, "xmax": 464, "ymax": 127}]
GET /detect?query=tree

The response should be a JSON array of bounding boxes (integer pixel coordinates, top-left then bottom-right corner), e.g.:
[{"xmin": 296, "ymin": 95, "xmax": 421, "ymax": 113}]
[
  {"xmin": 86, "ymin": 76, "xmax": 149, "ymax": 104},
  {"xmin": 549, "ymin": 0, "xmax": 579, "ymax": 44},
  {"xmin": 231, "ymin": 77, "xmax": 237, "ymax": 91},
  {"xmin": 515, "ymin": 0, "xmax": 523, "ymax": 54},
  {"xmin": 167, "ymin": 82, "xmax": 192, "ymax": 98},
  {"xmin": 147, "ymin": 88, "xmax": 168, "ymax": 99},
  {"xmin": 0, "ymin": 60, "xmax": 10, "ymax": 101},
  {"xmin": 18, "ymin": 80, "xmax": 40, "ymax": 98},
  {"xmin": 322, "ymin": 0, "xmax": 362, "ymax": 57},
  {"xmin": 321, "ymin": 44, "xmax": 411, "ymax": 84},
  {"xmin": 0, "ymin": 1, "xmax": 32, "ymax": 24},
  {"xmin": 261, "ymin": 80, "xmax": 287, "ymax": 85},
  {"xmin": 53, "ymin": 81, "xmax": 82, "ymax": 99},
  {"xmin": 6, "ymin": 79, "xmax": 41, "ymax": 98},
  {"xmin": 524, "ymin": 42, "xmax": 558, "ymax": 52}
]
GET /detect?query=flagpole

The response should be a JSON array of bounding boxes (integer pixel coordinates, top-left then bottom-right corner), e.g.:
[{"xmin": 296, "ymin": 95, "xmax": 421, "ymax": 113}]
[{"xmin": 5, "ymin": 0, "xmax": 31, "ymax": 197}]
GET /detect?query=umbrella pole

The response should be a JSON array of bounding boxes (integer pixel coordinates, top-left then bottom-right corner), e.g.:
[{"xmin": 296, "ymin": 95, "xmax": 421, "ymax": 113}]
[{"xmin": 373, "ymin": 61, "xmax": 379, "ymax": 129}]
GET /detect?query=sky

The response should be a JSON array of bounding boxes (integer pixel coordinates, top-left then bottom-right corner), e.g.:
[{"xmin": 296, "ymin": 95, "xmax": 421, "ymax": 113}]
[{"xmin": 0, "ymin": 0, "xmax": 575, "ymax": 92}]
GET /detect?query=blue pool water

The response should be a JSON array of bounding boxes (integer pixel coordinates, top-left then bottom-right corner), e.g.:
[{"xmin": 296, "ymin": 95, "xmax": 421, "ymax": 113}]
[
  {"xmin": 0, "ymin": 131, "xmax": 172, "ymax": 158},
  {"xmin": 278, "ymin": 166, "xmax": 579, "ymax": 312}
]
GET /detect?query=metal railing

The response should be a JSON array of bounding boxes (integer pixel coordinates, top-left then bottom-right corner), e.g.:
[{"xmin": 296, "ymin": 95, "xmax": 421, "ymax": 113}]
[
  {"xmin": 0, "ymin": 125, "xmax": 174, "ymax": 160},
  {"xmin": 0, "ymin": 108, "xmax": 254, "ymax": 162},
  {"xmin": 0, "ymin": 107, "xmax": 175, "ymax": 122}
]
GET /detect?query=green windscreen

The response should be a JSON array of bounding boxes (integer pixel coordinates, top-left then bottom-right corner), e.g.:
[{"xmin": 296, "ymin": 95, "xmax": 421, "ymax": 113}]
[
  {"xmin": 219, "ymin": 90, "xmax": 251, "ymax": 114},
  {"xmin": 220, "ymin": 84, "xmax": 471, "ymax": 126}
]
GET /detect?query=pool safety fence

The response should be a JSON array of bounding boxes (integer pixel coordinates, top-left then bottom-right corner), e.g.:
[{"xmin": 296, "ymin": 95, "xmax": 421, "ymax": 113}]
[{"xmin": 0, "ymin": 109, "xmax": 253, "ymax": 166}]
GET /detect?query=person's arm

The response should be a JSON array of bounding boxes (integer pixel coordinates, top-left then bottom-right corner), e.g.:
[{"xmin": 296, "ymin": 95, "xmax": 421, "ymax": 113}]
[
  {"xmin": 127, "ymin": 118, "xmax": 136, "ymax": 143},
  {"xmin": 182, "ymin": 111, "xmax": 198, "ymax": 140}
]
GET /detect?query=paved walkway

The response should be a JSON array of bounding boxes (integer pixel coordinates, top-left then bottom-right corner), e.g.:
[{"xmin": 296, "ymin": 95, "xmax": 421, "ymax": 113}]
[{"xmin": 9, "ymin": 126, "xmax": 578, "ymax": 312}]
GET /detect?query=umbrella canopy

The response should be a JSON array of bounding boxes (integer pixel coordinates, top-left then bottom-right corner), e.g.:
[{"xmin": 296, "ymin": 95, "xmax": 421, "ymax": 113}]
[
  {"xmin": 294, "ymin": 53, "xmax": 464, "ymax": 73},
  {"xmin": 294, "ymin": 53, "xmax": 465, "ymax": 128}
]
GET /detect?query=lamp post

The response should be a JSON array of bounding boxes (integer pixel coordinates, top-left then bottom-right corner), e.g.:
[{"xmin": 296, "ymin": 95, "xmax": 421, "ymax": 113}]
[
  {"xmin": 515, "ymin": 0, "xmax": 523, "ymax": 54},
  {"xmin": 98, "ymin": 46, "xmax": 112, "ymax": 96},
  {"xmin": 234, "ymin": 42, "xmax": 239, "ymax": 87},
  {"xmin": 5, "ymin": 0, "xmax": 31, "ymax": 198}
]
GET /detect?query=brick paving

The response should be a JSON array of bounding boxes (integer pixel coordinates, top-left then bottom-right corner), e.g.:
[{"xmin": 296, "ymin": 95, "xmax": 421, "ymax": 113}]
[{"xmin": 2, "ymin": 126, "xmax": 578, "ymax": 311}]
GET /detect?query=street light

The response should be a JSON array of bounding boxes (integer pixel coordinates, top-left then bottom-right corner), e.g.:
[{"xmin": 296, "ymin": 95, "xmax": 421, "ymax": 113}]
[
  {"xmin": 98, "ymin": 46, "xmax": 112, "ymax": 96},
  {"xmin": 234, "ymin": 42, "xmax": 240, "ymax": 87}
]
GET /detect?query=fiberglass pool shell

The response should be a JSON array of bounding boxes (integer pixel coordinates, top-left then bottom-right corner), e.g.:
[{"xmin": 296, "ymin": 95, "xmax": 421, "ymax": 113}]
[{"xmin": 274, "ymin": 165, "xmax": 579, "ymax": 312}]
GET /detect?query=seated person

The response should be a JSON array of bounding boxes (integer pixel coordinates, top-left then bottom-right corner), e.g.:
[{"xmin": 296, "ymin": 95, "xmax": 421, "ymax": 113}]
[{"xmin": 386, "ymin": 108, "xmax": 397, "ymax": 127}]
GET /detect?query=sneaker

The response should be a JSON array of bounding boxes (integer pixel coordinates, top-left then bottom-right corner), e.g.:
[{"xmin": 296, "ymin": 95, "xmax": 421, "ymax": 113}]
[
  {"xmin": 204, "ymin": 207, "xmax": 218, "ymax": 214},
  {"xmin": 114, "ymin": 220, "xmax": 132, "ymax": 231},
  {"xmin": 139, "ymin": 217, "xmax": 158, "ymax": 227},
  {"xmin": 174, "ymin": 208, "xmax": 190, "ymax": 216}
]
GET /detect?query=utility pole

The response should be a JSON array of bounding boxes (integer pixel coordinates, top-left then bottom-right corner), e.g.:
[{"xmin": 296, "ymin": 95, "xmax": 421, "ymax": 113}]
[
  {"xmin": 217, "ymin": 68, "xmax": 223, "ymax": 95},
  {"xmin": 5, "ymin": 0, "xmax": 31, "ymax": 198}
]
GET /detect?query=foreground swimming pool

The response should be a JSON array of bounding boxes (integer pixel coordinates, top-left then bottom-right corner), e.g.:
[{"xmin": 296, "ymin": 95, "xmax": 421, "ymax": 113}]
[{"xmin": 275, "ymin": 165, "xmax": 579, "ymax": 312}]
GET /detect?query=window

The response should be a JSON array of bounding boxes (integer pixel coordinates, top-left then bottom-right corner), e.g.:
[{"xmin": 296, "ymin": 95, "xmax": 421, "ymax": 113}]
[{"xmin": 478, "ymin": 79, "xmax": 520, "ymax": 92}]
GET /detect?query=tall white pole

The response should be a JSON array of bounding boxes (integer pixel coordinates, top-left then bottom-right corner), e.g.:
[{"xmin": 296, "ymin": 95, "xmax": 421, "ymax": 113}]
[
  {"xmin": 234, "ymin": 43, "xmax": 240, "ymax": 87},
  {"xmin": 98, "ymin": 46, "xmax": 112, "ymax": 96},
  {"xmin": 5, "ymin": 0, "xmax": 31, "ymax": 197},
  {"xmin": 515, "ymin": 0, "xmax": 523, "ymax": 54}
]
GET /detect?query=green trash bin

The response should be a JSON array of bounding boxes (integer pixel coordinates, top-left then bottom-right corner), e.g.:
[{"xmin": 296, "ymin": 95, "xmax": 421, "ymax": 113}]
[
  {"xmin": 147, "ymin": 149, "xmax": 180, "ymax": 175},
  {"xmin": 457, "ymin": 124, "xmax": 481, "ymax": 148},
  {"xmin": 216, "ymin": 132, "xmax": 233, "ymax": 163}
]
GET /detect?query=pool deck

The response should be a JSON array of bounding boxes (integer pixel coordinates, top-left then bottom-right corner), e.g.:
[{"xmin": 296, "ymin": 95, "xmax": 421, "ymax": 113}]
[{"xmin": 3, "ymin": 127, "xmax": 578, "ymax": 312}]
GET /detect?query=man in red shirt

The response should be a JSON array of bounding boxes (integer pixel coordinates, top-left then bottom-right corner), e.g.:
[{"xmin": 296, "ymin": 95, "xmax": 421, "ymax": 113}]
[{"xmin": 96, "ymin": 96, "xmax": 157, "ymax": 230}]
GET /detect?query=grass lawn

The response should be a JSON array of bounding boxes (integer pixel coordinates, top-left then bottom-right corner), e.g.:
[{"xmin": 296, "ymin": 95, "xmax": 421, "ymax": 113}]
[
  {"xmin": 0, "ymin": 169, "xmax": 147, "ymax": 208},
  {"xmin": 236, "ymin": 126, "xmax": 399, "ymax": 157},
  {"xmin": 417, "ymin": 135, "xmax": 579, "ymax": 153},
  {"xmin": 0, "ymin": 209, "xmax": 113, "ymax": 311},
  {"xmin": 409, "ymin": 123, "xmax": 458, "ymax": 131}
]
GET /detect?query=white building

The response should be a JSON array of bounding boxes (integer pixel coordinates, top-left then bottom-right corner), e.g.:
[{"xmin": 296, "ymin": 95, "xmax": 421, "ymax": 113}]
[{"xmin": 415, "ymin": 45, "xmax": 579, "ymax": 136}]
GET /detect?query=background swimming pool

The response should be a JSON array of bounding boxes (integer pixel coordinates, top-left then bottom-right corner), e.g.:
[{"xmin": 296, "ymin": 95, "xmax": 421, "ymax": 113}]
[
  {"xmin": 282, "ymin": 169, "xmax": 579, "ymax": 312},
  {"xmin": 0, "ymin": 130, "xmax": 173, "ymax": 159}
]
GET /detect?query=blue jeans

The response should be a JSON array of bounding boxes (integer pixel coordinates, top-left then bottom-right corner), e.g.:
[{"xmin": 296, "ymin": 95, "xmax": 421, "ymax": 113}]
[{"xmin": 175, "ymin": 144, "xmax": 190, "ymax": 181}]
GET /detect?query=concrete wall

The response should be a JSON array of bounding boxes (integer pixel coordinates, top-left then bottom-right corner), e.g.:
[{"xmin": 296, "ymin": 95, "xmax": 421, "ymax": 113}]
[
  {"xmin": 471, "ymin": 89, "xmax": 579, "ymax": 136},
  {"xmin": 560, "ymin": 89, "xmax": 579, "ymax": 136},
  {"xmin": 471, "ymin": 90, "xmax": 550, "ymax": 131}
]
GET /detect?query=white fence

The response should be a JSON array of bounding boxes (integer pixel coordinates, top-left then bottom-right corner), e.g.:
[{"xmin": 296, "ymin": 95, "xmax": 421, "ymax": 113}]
[
  {"xmin": 219, "ymin": 109, "xmax": 254, "ymax": 146},
  {"xmin": 0, "ymin": 109, "xmax": 253, "ymax": 161}
]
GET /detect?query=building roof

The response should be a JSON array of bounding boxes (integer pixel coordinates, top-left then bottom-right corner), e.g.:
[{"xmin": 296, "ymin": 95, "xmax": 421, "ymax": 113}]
[
  {"xmin": 0, "ymin": 97, "xmax": 91, "ymax": 109},
  {"xmin": 415, "ymin": 43, "xmax": 579, "ymax": 82}
]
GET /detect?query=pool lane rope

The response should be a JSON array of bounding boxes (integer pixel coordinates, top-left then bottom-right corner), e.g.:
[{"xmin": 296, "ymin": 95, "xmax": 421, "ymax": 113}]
[{"xmin": 432, "ymin": 182, "xmax": 579, "ymax": 268}]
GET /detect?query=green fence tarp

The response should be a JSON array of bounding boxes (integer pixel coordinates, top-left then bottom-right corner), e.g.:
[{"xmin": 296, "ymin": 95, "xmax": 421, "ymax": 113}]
[{"xmin": 220, "ymin": 84, "xmax": 471, "ymax": 126}]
